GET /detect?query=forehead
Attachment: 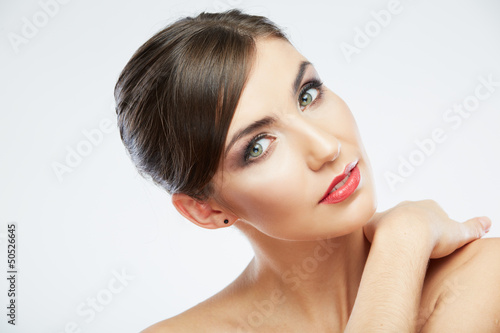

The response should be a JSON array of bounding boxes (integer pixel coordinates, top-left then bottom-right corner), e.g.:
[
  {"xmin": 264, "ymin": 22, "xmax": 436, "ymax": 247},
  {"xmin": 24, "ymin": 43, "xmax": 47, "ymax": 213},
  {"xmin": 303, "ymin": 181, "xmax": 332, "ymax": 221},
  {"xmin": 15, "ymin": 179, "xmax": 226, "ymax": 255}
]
[{"xmin": 226, "ymin": 37, "xmax": 309, "ymax": 137}]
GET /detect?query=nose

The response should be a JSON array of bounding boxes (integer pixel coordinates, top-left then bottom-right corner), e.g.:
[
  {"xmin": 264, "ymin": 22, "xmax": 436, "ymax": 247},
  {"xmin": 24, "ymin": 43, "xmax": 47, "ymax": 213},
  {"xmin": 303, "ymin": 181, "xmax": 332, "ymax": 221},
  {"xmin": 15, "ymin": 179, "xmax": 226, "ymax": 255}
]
[{"xmin": 288, "ymin": 117, "xmax": 341, "ymax": 171}]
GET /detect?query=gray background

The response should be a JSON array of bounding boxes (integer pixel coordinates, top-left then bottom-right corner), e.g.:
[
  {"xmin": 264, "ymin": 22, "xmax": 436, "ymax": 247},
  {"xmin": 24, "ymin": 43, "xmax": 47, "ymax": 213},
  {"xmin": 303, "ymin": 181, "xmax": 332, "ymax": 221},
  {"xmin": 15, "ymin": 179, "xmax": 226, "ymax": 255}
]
[{"xmin": 1, "ymin": 0, "xmax": 499, "ymax": 331}]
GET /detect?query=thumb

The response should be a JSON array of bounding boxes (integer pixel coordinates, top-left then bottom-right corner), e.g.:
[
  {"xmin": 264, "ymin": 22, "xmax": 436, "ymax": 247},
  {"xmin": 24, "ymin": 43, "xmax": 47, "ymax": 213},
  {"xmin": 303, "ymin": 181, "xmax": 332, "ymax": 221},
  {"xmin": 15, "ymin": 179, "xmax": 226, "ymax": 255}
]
[{"xmin": 457, "ymin": 216, "xmax": 491, "ymax": 248}]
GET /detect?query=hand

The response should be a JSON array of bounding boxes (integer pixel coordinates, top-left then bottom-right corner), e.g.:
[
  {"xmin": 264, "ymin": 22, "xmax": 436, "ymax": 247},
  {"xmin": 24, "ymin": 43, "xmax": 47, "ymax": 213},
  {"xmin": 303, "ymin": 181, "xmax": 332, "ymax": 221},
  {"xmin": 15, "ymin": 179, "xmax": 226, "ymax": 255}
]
[{"xmin": 363, "ymin": 200, "xmax": 491, "ymax": 259}]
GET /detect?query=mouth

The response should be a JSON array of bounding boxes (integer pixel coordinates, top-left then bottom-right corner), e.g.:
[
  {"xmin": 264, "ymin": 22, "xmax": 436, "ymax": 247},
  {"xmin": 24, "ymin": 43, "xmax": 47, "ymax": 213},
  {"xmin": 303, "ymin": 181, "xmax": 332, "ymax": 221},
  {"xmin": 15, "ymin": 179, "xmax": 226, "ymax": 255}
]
[{"xmin": 319, "ymin": 160, "xmax": 361, "ymax": 204}]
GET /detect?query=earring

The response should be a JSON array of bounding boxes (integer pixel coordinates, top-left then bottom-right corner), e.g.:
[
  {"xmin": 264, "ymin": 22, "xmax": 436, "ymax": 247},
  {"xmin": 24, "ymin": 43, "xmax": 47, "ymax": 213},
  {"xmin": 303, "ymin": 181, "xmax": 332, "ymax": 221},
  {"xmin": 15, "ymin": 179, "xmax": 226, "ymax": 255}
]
[{"xmin": 224, "ymin": 219, "xmax": 229, "ymax": 224}]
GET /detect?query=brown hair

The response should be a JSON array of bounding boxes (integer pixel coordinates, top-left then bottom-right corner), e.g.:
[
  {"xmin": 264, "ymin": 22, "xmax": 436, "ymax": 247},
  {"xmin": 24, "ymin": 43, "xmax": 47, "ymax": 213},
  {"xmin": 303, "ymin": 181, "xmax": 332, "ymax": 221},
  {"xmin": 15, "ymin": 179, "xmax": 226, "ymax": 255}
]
[{"xmin": 114, "ymin": 9, "xmax": 288, "ymax": 201}]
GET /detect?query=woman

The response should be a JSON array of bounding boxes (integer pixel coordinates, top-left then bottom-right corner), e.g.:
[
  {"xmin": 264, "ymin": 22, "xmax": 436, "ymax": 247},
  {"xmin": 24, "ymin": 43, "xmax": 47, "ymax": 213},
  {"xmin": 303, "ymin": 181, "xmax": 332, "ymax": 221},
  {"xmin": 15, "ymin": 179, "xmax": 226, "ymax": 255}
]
[{"xmin": 114, "ymin": 9, "xmax": 499, "ymax": 332}]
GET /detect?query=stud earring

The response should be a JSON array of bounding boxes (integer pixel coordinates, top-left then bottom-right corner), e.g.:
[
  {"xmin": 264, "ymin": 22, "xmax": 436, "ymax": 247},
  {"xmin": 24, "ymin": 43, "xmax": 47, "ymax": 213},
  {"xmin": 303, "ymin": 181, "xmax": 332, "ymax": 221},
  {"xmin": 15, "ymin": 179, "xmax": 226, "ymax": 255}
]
[{"xmin": 224, "ymin": 219, "xmax": 229, "ymax": 224}]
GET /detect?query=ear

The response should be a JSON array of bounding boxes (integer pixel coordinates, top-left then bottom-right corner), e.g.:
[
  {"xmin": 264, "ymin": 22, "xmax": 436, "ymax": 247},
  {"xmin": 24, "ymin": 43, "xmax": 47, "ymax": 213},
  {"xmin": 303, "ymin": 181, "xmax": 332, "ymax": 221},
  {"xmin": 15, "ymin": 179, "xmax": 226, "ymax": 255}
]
[{"xmin": 171, "ymin": 193, "xmax": 237, "ymax": 229}]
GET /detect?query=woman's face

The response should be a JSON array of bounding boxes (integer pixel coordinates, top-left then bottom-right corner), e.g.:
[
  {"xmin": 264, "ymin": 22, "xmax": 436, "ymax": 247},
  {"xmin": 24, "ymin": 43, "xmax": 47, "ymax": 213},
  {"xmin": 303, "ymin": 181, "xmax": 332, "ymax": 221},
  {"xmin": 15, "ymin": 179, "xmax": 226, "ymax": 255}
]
[{"xmin": 211, "ymin": 37, "xmax": 377, "ymax": 241}]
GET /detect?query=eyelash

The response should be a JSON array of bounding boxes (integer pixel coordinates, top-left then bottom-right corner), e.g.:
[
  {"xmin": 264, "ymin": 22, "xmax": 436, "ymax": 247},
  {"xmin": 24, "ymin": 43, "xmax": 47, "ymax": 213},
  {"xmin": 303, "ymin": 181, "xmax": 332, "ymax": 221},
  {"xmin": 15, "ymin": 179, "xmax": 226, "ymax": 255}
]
[
  {"xmin": 298, "ymin": 79, "xmax": 324, "ymax": 110},
  {"xmin": 242, "ymin": 133, "xmax": 274, "ymax": 164},
  {"xmin": 241, "ymin": 79, "xmax": 324, "ymax": 165}
]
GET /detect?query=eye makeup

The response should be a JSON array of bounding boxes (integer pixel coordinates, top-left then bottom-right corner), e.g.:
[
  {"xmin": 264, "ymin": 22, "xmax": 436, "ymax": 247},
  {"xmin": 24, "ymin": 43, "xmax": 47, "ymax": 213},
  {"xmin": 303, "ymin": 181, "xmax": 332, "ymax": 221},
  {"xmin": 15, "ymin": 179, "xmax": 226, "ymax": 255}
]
[
  {"xmin": 298, "ymin": 79, "xmax": 324, "ymax": 110},
  {"xmin": 236, "ymin": 77, "xmax": 325, "ymax": 167},
  {"xmin": 242, "ymin": 133, "xmax": 277, "ymax": 164}
]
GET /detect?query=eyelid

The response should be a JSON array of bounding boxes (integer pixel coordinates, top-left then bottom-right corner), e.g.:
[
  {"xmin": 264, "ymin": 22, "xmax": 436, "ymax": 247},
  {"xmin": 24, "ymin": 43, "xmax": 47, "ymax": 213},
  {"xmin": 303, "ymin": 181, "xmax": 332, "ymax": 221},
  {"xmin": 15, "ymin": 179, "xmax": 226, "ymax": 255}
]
[
  {"xmin": 298, "ymin": 79, "xmax": 324, "ymax": 110},
  {"xmin": 242, "ymin": 134, "xmax": 276, "ymax": 164},
  {"xmin": 236, "ymin": 78, "xmax": 324, "ymax": 167}
]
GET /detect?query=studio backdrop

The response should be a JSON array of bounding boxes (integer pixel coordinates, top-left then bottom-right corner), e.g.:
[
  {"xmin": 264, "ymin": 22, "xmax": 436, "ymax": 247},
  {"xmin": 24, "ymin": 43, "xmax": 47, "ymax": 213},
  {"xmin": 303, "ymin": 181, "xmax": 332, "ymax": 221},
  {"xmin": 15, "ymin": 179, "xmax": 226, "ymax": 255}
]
[{"xmin": 1, "ymin": 0, "xmax": 499, "ymax": 332}]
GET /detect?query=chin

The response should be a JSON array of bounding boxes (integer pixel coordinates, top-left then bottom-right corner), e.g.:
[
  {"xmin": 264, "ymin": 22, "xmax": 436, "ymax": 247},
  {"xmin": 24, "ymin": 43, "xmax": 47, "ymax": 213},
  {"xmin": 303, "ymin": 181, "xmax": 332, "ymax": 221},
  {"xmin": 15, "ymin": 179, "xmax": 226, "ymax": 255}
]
[{"xmin": 321, "ymin": 182, "xmax": 378, "ymax": 241}]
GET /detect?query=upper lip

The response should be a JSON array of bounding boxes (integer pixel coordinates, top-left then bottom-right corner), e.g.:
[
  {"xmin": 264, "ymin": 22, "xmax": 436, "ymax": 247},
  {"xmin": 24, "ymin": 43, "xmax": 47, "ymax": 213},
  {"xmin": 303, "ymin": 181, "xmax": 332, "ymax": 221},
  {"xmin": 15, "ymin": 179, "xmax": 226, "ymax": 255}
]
[{"xmin": 319, "ymin": 160, "xmax": 359, "ymax": 203}]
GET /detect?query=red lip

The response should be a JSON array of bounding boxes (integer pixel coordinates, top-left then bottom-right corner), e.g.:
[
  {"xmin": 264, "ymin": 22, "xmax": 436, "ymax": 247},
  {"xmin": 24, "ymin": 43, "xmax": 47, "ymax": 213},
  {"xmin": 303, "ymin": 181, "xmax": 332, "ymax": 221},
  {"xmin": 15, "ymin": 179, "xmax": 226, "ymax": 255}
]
[{"xmin": 319, "ymin": 160, "xmax": 360, "ymax": 204}]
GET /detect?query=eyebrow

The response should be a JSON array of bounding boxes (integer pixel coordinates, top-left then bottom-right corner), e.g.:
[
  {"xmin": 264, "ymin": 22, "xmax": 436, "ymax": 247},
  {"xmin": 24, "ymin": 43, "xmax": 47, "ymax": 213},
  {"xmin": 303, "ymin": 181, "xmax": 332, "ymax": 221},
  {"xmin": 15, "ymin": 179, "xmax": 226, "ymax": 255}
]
[
  {"xmin": 224, "ymin": 116, "xmax": 277, "ymax": 155},
  {"xmin": 224, "ymin": 60, "xmax": 312, "ymax": 155},
  {"xmin": 293, "ymin": 61, "xmax": 312, "ymax": 96}
]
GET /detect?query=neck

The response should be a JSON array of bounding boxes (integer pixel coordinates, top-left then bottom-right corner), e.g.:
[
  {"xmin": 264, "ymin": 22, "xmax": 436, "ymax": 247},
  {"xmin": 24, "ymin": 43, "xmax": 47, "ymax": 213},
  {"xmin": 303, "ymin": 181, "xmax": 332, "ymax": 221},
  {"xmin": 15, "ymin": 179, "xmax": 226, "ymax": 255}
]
[{"xmin": 237, "ymin": 223, "xmax": 371, "ymax": 329}]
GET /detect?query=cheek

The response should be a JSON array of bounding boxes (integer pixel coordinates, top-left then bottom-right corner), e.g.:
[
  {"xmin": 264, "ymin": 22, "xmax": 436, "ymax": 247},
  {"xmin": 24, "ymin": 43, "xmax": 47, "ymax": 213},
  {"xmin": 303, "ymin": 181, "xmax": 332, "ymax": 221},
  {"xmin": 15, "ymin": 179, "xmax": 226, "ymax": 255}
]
[{"xmin": 222, "ymin": 153, "xmax": 308, "ymax": 229}]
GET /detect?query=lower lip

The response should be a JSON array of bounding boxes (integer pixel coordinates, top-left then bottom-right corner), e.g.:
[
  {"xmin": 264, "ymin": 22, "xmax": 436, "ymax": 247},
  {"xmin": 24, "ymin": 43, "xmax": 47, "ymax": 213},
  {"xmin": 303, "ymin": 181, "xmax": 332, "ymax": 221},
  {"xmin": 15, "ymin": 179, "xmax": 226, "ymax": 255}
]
[{"xmin": 320, "ymin": 165, "xmax": 361, "ymax": 204}]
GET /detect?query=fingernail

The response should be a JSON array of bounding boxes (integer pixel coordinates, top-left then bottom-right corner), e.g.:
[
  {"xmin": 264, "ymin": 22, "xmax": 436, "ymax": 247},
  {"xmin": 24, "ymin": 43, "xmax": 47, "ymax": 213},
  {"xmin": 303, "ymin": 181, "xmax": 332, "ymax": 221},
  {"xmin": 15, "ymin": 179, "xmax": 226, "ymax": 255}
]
[{"xmin": 479, "ymin": 217, "xmax": 491, "ymax": 233}]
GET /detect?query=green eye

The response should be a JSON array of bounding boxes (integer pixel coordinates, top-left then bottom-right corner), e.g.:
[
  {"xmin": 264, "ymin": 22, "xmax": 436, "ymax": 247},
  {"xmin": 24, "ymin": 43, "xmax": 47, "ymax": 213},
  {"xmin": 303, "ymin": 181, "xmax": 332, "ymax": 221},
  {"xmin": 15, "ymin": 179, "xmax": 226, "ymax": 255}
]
[
  {"xmin": 244, "ymin": 135, "xmax": 274, "ymax": 162},
  {"xmin": 300, "ymin": 92, "xmax": 313, "ymax": 107},
  {"xmin": 250, "ymin": 143, "xmax": 263, "ymax": 157},
  {"xmin": 298, "ymin": 83, "xmax": 321, "ymax": 110}
]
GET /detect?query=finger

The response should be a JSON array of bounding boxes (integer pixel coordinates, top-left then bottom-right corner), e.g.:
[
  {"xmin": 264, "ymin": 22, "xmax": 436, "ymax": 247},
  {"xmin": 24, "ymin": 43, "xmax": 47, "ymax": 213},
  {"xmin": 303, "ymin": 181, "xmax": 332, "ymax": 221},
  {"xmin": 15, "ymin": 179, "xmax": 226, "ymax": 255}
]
[
  {"xmin": 456, "ymin": 216, "xmax": 492, "ymax": 248},
  {"xmin": 479, "ymin": 216, "xmax": 492, "ymax": 233}
]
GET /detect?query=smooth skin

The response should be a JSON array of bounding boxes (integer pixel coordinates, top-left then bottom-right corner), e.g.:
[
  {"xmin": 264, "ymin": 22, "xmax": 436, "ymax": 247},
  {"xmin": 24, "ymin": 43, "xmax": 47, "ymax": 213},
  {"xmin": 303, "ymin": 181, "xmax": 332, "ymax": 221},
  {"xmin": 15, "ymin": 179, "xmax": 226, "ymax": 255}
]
[{"xmin": 144, "ymin": 37, "xmax": 500, "ymax": 332}]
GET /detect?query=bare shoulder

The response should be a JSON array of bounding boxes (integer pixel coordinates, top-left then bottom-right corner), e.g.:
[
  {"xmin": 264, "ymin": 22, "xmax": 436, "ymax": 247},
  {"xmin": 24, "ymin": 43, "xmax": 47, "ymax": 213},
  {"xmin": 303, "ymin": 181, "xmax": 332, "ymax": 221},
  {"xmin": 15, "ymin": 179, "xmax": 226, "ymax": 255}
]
[
  {"xmin": 140, "ymin": 263, "xmax": 257, "ymax": 333},
  {"xmin": 140, "ymin": 295, "xmax": 237, "ymax": 333},
  {"xmin": 141, "ymin": 302, "xmax": 228, "ymax": 333},
  {"xmin": 419, "ymin": 237, "xmax": 500, "ymax": 332}
]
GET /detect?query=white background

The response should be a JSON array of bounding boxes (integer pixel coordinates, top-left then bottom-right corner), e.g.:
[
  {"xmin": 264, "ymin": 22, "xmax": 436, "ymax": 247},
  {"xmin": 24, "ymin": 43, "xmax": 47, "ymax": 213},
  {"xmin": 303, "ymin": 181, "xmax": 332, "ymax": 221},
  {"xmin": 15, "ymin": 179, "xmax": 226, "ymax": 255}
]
[{"xmin": 1, "ymin": 0, "xmax": 499, "ymax": 332}]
